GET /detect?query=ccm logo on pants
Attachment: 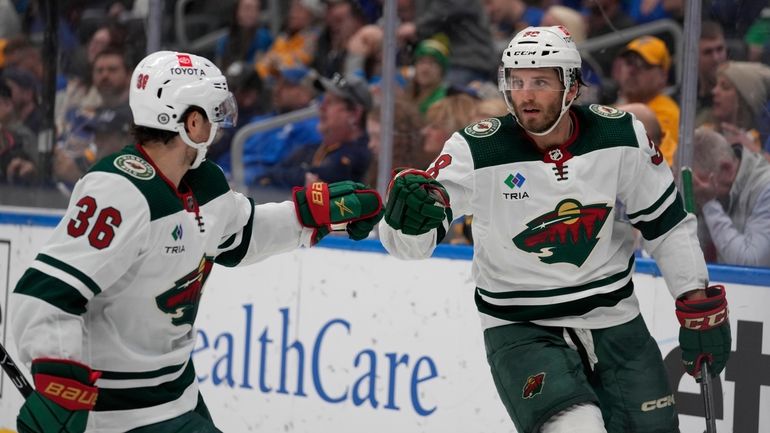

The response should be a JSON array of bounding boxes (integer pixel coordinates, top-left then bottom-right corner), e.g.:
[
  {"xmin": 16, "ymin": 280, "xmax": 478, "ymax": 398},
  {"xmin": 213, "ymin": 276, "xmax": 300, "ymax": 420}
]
[{"xmin": 641, "ymin": 394, "xmax": 675, "ymax": 412}]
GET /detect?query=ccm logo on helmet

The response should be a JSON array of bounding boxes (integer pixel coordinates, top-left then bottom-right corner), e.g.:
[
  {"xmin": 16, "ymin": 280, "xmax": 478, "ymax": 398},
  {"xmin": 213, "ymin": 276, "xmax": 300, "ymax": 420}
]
[
  {"xmin": 641, "ymin": 394, "xmax": 675, "ymax": 412},
  {"xmin": 513, "ymin": 51, "xmax": 538, "ymax": 56}
]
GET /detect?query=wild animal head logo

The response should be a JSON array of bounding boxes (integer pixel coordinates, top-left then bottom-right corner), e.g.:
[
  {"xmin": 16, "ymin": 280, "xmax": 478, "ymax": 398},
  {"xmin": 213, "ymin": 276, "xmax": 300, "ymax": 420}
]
[
  {"xmin": 522, "ymin": 372, "xmax": 546, "ymax": 399},
  {"xmin": 156, "ymin": 255, "xmax": 214, "ymax": 326},
  {"xmin": 512, "ymin": 199, "xmax": 611, "ymax": 266}
]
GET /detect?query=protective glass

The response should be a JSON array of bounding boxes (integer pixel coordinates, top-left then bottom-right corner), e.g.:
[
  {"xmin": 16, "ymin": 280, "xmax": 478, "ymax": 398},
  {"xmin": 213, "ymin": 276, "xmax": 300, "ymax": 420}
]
[{"xmin": 213, "ymin": 92, "xmax": 238, "ymax": 128}]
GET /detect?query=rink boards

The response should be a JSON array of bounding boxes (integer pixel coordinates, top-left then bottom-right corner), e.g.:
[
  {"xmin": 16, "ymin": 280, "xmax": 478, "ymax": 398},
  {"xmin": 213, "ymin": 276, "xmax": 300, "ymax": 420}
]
[{"xmin": 0, "ymin": 207, "xmax": 768, "ymax": 433}]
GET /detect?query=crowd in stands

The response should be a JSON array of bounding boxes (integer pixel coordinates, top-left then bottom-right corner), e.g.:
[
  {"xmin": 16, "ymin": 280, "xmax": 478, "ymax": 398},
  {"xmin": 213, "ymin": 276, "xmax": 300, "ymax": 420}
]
[{"xmin": 1, "ymin": 0, "xmax": 770, "ymax": 267}]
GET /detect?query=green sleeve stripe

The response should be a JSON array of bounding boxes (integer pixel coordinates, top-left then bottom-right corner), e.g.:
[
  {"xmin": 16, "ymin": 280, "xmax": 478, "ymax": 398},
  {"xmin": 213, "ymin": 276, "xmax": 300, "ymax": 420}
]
[
  {"xmin": 99, "ymin": 362, "xmax": 186, "ymax": 380},
  {"xmin": 476, "ymin": 280, "xmax": 634, "ymax": 322},
  {"xmin": 477, "ymin": 256, "xmax": 633, "ymax": 299},
  {"xmin": 218, "ymin": 234, "xmax": 237, "ymax": 249},
  {"xmin": 37, "ymin": 254, "xmax": 101, "ymax": 295},
  {"xmin": 626, "ymin": 182, "xmax": 676, "ymax": 220},
  {"xmin": 633, "ymin": 196, "xmax": 687, "ymax": 241},
  {"xmin": 14, "ymin": 268, "xmax": 89, "ymax": 315},
  {"xmin": 215, "ymin": 198, "xmax": 255, "ymax": 267},
  {"xmin": 94, "ymin": 361, "xmax": 195, "ymax": 411}
]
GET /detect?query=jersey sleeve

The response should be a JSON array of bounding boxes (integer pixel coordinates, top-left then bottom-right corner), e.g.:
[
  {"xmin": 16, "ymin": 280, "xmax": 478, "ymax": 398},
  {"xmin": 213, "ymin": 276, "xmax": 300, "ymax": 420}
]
[
  {"xmin": 215, "ymin": 191, "xmax": 306, "ymax": 267},
  {"xmin": 618, "ymin": 116, "xmax": 708, "ymax": 297},
  {"xmin": 11, "ymin": 172, "xmax": 151, "ymax": 365},
  {"xmin": 380, "ymin": 132, "xmax": 475, "ymax": 259}
]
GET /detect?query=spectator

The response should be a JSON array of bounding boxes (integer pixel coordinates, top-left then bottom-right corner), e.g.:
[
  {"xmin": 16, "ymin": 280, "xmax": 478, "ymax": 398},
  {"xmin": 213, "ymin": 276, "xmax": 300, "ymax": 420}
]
[
  {"xmin": 312, "ymin": 0, "xmax": 366, "ymax": 79},
  {"xmin": 584, "ymin": 0, "xmax": 635, "ymax": 39},
  {"xmin": 696, "ymin": 21, "xmax": 728, "ymax": 126},
  {"xmin": 422, "ymin": 93, "xmax": 479, "ymax": 158},
  {"xmin": 615, "ymin": 102, "xmax": 663, "ymax": 147},
  {"xmin": 692, "ymin": 127, "xmax": 770, "ymax": 267},
  {"xmin": 475, "ymin": 96, "xmax": 508, "ymax": 118},
  {"xmin": 2, "ymin": 67, "xmax": 44, "ymax": 133},
  {"xmin": 255, "ymin": 0, "xmax": 323, "ymax": 79},
  {"xmin": 404, "ymin": 35, "xmax": 450, "ymax": 115},
  {"xmin": 218, "ymin": 66, "xmax": 321, "ymax": 184},
  {"xmin": 258, "ymin": 72, "xmax": 372, "ymax": 188},
  {"xmin": 540, "ymin": 6, "xmax": 587, "ymax": 43},
  {"xmin": 744, "ymin": 7, "xmax": 770, "ymax": 63},
  {"xmin": 53, "ymin": 48, "xmax": 132, "ymax": 185},
  {"xmin": 616, "ymin": 36, "xmax": 679, "ymax": 166},
  {"xmin": 365, "ymin": 97, "xmax": 428, "ymax": 190},
  {"xmin": 483, "ymin": 0, "xmax": 543, "ymax": 53},
  {"xmin": 0, "ymin": 79, "xmax": 36, "ymax": 184},
  {"xmin": 215, "ymin": 0, "xmax": 274, "ymax": 72},
  {"xmin": 707, "ymin": 61, "xmax": 770, "ymax": 158},
  {"xmin": 399, "ymin": 0, "xmax": 497, "ymax": 87},
  {"xmin": 208, "ymin": 63, "xmax": 268, "ymax": 163},
  {"xmin": 1, "ymin": 37, "xmax": 43, "ymax": 80}
]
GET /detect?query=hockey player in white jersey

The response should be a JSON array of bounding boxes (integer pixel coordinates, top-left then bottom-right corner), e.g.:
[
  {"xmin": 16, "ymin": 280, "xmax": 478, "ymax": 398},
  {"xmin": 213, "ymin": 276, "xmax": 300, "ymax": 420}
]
[
  {"xmin": 11, "ymin": 51, "xmax": 383, "ymax": 433},
  {"xmin": 379, "ymin": 26, "xmax": 731, "ymax": 433}
]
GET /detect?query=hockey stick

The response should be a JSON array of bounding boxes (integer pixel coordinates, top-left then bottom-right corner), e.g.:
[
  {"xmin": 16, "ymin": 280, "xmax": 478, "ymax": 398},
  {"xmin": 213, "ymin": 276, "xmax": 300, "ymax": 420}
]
[
  {"xmin": 0, "ymin": 341, "xmax": 33, "ymax": 398},
  {"xmin": 699, "ymin": 362, "xmax": 717, "ymax": 433}
]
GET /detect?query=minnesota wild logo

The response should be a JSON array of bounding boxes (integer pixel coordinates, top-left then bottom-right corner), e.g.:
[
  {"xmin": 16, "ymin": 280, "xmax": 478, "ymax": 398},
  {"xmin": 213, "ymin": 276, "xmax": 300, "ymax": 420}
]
[
  {"xmin": 522, "ymin": 372, "xmax": 546, "ymax": 399},
  {"xmin": 156, "ymin": 255, "xmax": 214, "ymax": 326},
  {"xmin": 512, "ymin": 199, "xmax": 611, "ymax": 267}
]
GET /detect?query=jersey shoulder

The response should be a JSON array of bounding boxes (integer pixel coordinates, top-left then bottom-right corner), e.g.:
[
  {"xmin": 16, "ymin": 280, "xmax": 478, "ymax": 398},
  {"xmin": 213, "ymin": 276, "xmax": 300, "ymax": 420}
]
[
  {"xmin": 185, "ymin": 160, "xmax": 232, "ymax": 207},
  {"xmin": 89, "ymin": 146, "xmax": 184, "ymax": 221},
  {"xmin": 457, "ymin": 114, "xmax": 541, "ymax": 170},
  {"xmin": 572, "ymin": 104, "xmax": 640, "ymax": 154}
]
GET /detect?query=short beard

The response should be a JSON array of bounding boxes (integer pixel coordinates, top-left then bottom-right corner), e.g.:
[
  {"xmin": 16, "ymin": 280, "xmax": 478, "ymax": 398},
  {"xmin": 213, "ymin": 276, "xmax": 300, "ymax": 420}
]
[{"xmin": 514, "ymin": 100, "xmax": 562, "ymax": 133}]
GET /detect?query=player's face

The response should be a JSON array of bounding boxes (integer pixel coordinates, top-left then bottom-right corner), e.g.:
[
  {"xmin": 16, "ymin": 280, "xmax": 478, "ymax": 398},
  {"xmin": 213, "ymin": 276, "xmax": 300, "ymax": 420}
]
[{"xmin": 507, "ymin": 69, "xmax": 564, "ymax": 134}]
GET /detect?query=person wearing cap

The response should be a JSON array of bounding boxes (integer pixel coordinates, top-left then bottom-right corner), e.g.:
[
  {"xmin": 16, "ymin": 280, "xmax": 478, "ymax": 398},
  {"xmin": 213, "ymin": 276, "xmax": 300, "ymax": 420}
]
[
  {"xmin": 258, "ymin": 72, "xmax": 372, "ymax": 188},
  {"xmin": 405, "ymin": 35, "xmax": 450, "ymax": 115},
  {"xmin": 692, "ymin": 127, "xmax": 770, "ymax": 267},
  {"xmin": 217, "ymin": 66, "xmax": 322, "ymax": 185},
  {"xmin": 705, "ymin": 61, "xmax": 770, "ymax": 160},
  {"xmin": 616, "ymin": 35, "xmax": 679, "ymax": 166}
]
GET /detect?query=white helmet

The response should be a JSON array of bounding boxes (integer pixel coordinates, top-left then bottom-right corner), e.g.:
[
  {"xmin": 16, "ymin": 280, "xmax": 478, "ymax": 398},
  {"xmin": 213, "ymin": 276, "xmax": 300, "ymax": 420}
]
[
  {"xmin": 129, "ymin": 51, "xmax": 238, "ymax": 168},
  {"xmin": 498, "ymin": 26, "xmax": 582, "ymax": 136}
]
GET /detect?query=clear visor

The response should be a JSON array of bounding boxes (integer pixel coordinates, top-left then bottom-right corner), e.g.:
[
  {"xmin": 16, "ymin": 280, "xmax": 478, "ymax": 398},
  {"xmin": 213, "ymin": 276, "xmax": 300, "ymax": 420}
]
[
  {"xmin": 212, "ymin": 92, "xmax": 238, "ymax": 128},
  {"xmin": 499, "ymin": 67, "xmax": 565, "ymax": 92}
]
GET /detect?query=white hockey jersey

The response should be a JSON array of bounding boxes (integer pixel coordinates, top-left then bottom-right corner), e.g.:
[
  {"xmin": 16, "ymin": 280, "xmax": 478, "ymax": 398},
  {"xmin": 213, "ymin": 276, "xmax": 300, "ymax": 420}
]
[
  {"xmin": 380, "ymin": 105, "xmax": 708, "ymax": 331},
  {"xmin": 11, "ymin": 144, "xmax": 308, "ymax": 431}
]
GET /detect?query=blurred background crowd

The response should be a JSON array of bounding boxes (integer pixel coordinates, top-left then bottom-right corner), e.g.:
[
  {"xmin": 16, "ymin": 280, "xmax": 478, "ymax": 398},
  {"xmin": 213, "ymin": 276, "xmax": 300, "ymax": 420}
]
[{"xmin": 1, "ymin": 0, "xmax": 770, "ymax": 268}]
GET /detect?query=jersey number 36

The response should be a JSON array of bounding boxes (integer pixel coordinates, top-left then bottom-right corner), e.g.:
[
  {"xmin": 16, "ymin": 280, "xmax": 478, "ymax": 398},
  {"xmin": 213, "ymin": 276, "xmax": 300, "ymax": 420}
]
[{"xmin": 67, "ymin": 196, "xmax": 123, "ymax": 250}]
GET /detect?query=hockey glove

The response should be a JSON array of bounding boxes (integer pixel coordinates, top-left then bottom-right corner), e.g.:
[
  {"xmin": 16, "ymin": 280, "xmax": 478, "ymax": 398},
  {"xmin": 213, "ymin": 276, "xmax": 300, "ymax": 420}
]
[
  {"xmin": 675, "ymin": 285, "xmax": 731, "ymax": 378},
  {"xmin": 18, "ymin": 359, "xmax": 100, "ymax": 433},
  {"xmin": 293, "ymin": 181, "xmax": 383, "ymax": 245},
  {"xmin": 384, "ymin": 168, "xmax": 452, "ymax": 238}
]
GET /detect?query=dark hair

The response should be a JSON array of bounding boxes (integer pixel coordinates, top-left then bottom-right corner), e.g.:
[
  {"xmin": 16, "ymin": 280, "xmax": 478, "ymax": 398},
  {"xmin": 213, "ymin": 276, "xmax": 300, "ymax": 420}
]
[
  {"xmin": 92, "ymin": 46, "xmax": 133, "ymax": 72},
  {"xmin": 701, "ymin": 20, "xmax": 724, "ymax": 40},
  {"xmin": 132, "ymin": 107, "xmax": 206, "ymax": 144}
]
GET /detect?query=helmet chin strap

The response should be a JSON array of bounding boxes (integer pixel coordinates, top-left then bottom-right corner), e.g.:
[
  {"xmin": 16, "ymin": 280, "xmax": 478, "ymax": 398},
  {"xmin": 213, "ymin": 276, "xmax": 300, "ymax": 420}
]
[{"xmin": 177, "ymin": 123, "xmax": 219, "ymax": 169}]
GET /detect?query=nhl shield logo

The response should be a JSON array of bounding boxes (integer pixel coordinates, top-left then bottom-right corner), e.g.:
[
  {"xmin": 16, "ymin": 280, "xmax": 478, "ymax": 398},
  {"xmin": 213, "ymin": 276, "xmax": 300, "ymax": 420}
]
[
  {"xmin": 114, "ymin": 155, "xmax": 155, "ymax": 180},
  {"xmin": 513, "ymin": 199, "xmax": 611, "ymax": 267},
  {"xmin": 464, "ymin": 118, "xmax": 501, "ymax": 138},
  {"xmin": 522, "ymin": 372, "xmax": 546, "ymax": 399}
]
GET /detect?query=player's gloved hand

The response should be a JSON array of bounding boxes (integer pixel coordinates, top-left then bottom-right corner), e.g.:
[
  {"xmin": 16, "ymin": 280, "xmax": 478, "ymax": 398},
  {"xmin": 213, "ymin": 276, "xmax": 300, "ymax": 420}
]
[
  {"xmin": 293, "ymin": 180, "xmax": 383, "ymax": 245},
  {"xmin": 675, "ymin": 285, "xmax": 731, "ymax": 378},
  {"xmin": 18, "ymin": 359, "xmax": 100, "ymax": 433},
  {"xmin": 384, "ymin": 168, "xmax": 452, "ymax": 238}
]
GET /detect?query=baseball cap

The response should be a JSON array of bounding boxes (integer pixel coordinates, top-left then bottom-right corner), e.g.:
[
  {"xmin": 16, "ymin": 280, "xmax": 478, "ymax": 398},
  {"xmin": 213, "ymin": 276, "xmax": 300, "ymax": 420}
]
[
  {"xmin": 84, "ymin": 106, "xmax": 133, "ymax": 134},
  {"xmin": 622, "ymin": 36, "xmax": 671, "ymax": 71},
  {"xmin": 278, "ymin": 66, "xmax": 314, "ymax": 86},
  {"xmin": 314, "ymin": 73, "xmax": 372, "ymax": 111}
]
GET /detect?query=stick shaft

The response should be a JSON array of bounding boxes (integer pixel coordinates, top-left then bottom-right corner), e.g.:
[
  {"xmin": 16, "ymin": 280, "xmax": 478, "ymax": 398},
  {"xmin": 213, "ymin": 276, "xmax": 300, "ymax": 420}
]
[
  {"xmin": 0, "ymin": 342, "xmax": 33, "ymax": 398},
  {"xmin": 700, "ymin": 362, "xmax": 718, "ymax": 433}
]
